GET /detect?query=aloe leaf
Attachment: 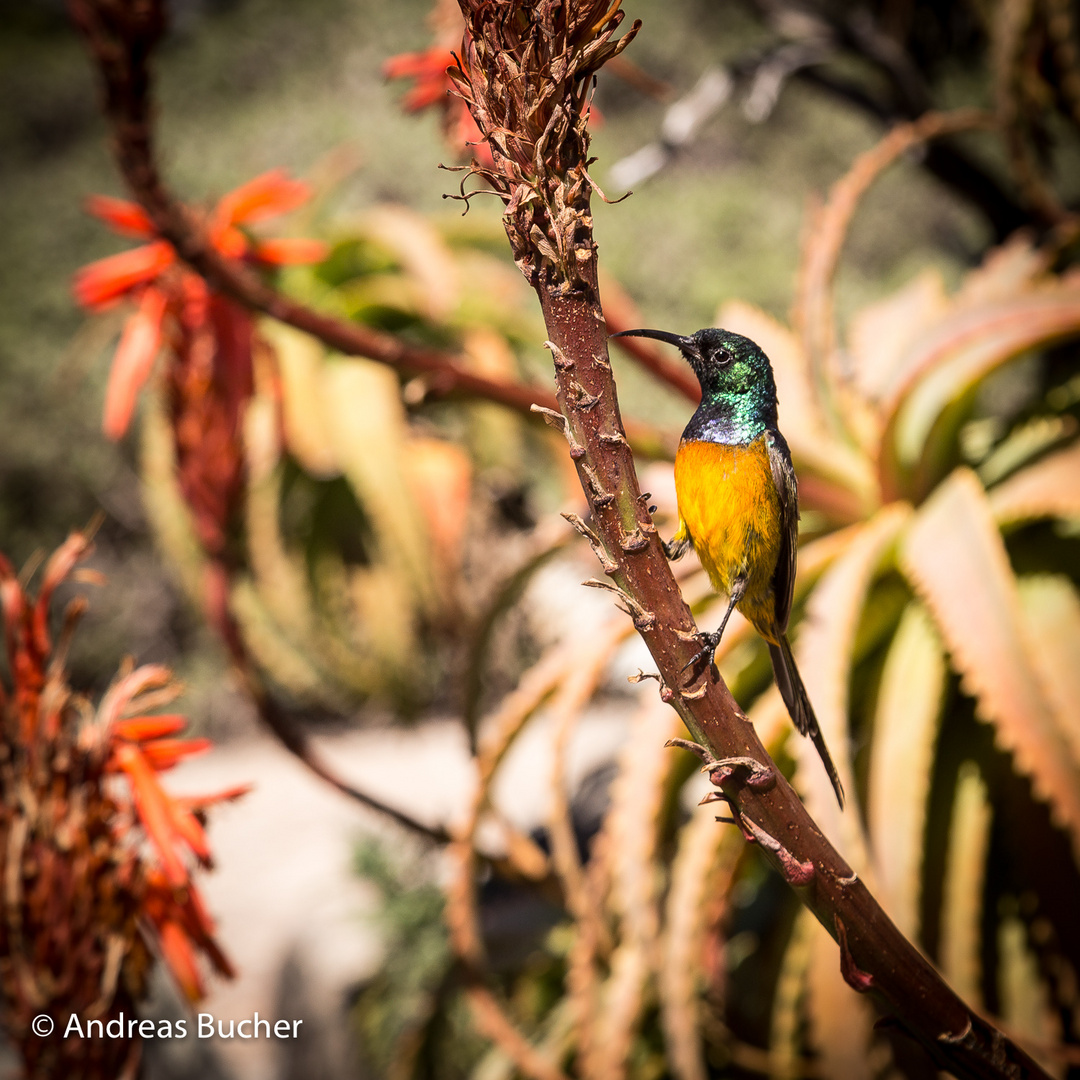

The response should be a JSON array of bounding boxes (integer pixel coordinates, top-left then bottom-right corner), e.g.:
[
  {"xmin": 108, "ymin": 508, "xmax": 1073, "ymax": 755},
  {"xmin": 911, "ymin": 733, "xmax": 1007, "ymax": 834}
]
[
  {"xmin": 661, "ymin": 807, "xmax": 742, "ymax": 1080},
  {"xmin": 350, "ymin": 565, "xmax": 419, "ymax": 686},
  {"xmin": 1017, "ymin": 575, "xmax": 1080, "ymax": 773},
  {"xmin": 952, "ymin": 231, "xmax": 1052, "ymax": 309},
  {"xmin": 806, "ymin": 916, "xmax": 876, "ymax": 1079},
  {"xmin": 868, "ymin": 602, "xmax": 946, "ymax": 939},
  {"xmin": 878, "ymin": 253, "xmax": 1072, "ymax": 414},
  {"xmin": 793, "ymin": 504, "xmax": 912, "ymax": 852},
  {"xmin": 879, "ymin": 285, "xmax": 1080, "ymax": 498},
  {"xmin": 998, "ymin": 915, "xmax": 1063, "ymax": 1072},
  {"xmin": 229, "ymin": 576, "xmax": 355, "ymax": 709},
  {"xmin": 940, "ymin": 761, "xmax": 992, "ymax": 1006},
  {"xmin": 848, "ymin": 267, "xmax": 949, "ymax": 404},
  {"xmin": 243, "ymin": 402, "xmax": 315, "ymax": 640},
  {"xmin": 768, "ymin": 908, "xmax": 813, "ymax": 1077},
  {"xmin": 361, "ymin": 204, "xmax": 461, "ymax": 321},
  {"xmin": 401, "ymin": 437, "xmax": 473, "ymax": 596},
  {"xmin": 976, "ymin": 416, "xmax": 1077, "ymax": 487},
  {"xmin": 989, "ymin": 440, "xmax": 1080, "ymax": 526},
  {"xmin": 463, "ymin": 533, "xmax": 568, "ymax": 747},
  {"xmin": 660, "ymin": 691, "xmax": 795, "ymax": 1080},
  {"xmin": 462, "ymin": 327, "xmax": 526, "ymax": 474},
  {"xmin": 596, "ymin": 696, "xmax": 679, "ymax": 1080},
  {"xmin": 261, "ymin": 319, "xmax": 340, "ymax": 477},
  {"xmin": 321, "ymin": 356, "xmax": 437, "ymax": 611},
  {"xmin": 902, "ymin": 468, "xmax": 1080, "ymax": 863}
]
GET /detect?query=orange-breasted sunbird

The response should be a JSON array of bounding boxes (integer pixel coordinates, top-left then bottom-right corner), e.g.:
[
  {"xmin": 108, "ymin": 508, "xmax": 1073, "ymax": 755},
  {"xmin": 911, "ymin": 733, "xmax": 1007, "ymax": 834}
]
[{"xmin": 613, "ymin": 326, "xmax": 845, "ymax": 808}]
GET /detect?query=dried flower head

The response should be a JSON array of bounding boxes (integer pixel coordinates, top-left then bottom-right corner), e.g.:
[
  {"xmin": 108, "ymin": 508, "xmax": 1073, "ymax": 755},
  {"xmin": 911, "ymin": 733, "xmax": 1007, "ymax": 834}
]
[
  {"xmin": 448, "ymin": 0, "xmax": 639, "ymax": 288},
  {"xmin": 0, "ymin": 534, "xmax": 245, "ymax": 1079}
]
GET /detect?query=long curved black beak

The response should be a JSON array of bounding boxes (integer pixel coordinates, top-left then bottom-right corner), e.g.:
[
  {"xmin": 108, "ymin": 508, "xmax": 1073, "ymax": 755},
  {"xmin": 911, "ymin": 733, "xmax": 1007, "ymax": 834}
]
[{"xmin": 610, "ymin": 328, "xmax": 696, "ymax": 352}]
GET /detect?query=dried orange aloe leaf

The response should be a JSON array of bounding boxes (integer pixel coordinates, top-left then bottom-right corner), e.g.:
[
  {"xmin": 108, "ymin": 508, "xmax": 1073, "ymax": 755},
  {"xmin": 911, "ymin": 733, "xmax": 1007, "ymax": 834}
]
[
  {"xmin": 593, "ymin": 695, "xmax": 679, "ymax": 1080},
  {"xmin": 660, "ymin": 790, "xmax": 743, "ymax": 1080}
]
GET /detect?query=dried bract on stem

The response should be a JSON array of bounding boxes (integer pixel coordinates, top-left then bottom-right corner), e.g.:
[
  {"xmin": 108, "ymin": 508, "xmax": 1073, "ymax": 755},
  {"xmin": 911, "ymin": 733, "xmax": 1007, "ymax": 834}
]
[{"xmin": 450, "ymin": 0, "xmax": 639, "ymax": 290}]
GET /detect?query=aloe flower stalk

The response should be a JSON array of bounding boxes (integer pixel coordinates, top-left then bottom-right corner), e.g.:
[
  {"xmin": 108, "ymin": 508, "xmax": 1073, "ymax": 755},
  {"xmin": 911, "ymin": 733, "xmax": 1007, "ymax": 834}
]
[{"xmin": 0, "ymin": 533, "xmax": 245, "ymax": 1079}]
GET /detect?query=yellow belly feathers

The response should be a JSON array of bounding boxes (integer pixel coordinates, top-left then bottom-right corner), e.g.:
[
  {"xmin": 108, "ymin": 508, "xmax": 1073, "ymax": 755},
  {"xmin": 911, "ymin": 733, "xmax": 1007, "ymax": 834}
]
[{"xmin": 673, "ymin": 435, "xmax": 782, "ymax": 641}]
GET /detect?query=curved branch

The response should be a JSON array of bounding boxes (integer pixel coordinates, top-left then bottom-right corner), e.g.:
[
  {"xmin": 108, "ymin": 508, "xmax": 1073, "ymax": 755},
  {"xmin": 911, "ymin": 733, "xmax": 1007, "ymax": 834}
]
[
  {"xmin": 794, "ymin": 67, "xmax": 1032, "ymax": 241},
  {"xmin": 67, "ymin": 0, "xmax": 468, "ymax": 847},
  {"xmin": 201, "ymin": 556, "xmax": 452, "ymax": 846},
  {"xmin": 68, "ymin": 0, "xmax": 559, "ymax": 419},
  {"xmin": 601, "ymin": 276, "xmax": 700, "ymax": 402},
  {"xmin": 794, "ymin": 108, "xmax": 995, "ymax": 414}
]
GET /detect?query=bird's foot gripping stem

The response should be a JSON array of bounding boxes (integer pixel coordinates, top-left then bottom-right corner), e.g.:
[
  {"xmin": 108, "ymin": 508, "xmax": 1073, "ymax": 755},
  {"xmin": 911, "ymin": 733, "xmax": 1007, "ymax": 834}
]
[
  {"xmin": 680, "ymin": 585, "xmax": 743, "ymax": 677},
  {"xmin": 680, "ymin": 629, "xmax": 723, "ymax": 675}
]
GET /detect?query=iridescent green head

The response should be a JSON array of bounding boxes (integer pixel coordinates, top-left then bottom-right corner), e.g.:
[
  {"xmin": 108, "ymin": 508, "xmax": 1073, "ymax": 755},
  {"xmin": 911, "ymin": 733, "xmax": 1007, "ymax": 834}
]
[{"xmin": 612, "ymin": 326, "xmax": 778, "ymax": 444}]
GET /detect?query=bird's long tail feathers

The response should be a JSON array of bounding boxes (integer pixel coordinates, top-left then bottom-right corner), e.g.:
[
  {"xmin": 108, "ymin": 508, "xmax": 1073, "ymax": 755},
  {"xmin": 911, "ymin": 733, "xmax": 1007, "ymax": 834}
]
[{"xmin": 768, "ymin": 635, "xmax": 845, "ymax": 809}]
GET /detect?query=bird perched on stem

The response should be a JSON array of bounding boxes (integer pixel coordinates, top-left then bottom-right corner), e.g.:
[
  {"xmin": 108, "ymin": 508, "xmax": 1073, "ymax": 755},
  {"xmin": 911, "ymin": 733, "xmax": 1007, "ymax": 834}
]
[{"xmin": 612, "ymin": 326, "xmax": 845, "ymax": 808}]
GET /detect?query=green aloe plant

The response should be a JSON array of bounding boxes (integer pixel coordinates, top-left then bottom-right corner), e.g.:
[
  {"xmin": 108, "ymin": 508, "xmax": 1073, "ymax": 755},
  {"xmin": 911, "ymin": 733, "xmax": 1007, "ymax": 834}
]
[
  {"xmin": 701, "ymin": 149, "xmax": 1080, "ymax": 1069},
  {"xmin": 428, "ymin": 119, "xmax": 1080, "ymax": 1079}
]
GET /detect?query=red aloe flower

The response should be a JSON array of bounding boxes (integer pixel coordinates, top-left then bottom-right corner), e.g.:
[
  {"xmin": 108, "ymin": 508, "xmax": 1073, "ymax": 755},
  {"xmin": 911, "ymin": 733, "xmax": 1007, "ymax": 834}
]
[
  {"xmin": 73, "ymin": 170, "xmax": 327, "ymax": 443},
  {"xmin": 0, "ymin": 533, "xmax": 247, "ymax": 1078}
]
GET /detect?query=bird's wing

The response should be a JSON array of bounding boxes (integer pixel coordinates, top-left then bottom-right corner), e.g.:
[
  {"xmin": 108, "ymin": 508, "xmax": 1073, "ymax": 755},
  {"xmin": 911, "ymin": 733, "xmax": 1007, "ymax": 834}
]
[{"xmin": 765, "ymin": 428, "xmax": 799, "ymax": 634}]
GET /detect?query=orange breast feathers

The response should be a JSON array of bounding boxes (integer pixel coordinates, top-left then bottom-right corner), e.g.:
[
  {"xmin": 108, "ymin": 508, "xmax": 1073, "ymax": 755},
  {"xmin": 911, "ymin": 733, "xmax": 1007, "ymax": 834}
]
[{"xmin": 672, "ymin": 436, "xmax": 783, "ymax": 638}]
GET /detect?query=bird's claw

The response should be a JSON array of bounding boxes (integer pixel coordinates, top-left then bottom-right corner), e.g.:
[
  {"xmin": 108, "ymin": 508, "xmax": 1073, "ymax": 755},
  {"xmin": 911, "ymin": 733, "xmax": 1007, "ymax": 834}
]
[{"xmin": 680, "ymin": 630, "xmax": 722, "ymax": 675}]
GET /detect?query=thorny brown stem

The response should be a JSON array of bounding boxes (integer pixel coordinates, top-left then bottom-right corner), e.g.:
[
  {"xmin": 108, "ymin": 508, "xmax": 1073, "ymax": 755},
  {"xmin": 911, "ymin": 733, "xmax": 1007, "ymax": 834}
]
[{"xmin": 452, "ymin": 1, "xmax": 1053, "ymax": 1077}]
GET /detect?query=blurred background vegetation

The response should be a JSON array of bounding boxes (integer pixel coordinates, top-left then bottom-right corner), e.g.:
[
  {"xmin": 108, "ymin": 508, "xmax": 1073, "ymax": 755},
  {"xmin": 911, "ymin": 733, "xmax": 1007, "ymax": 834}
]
[
  {"xmin": 0, "ymin": 0, "xmax": 978, "ymax": 709},
  {"xmin": 3, "ymin": 0, "xmax": 1080, "ymax": 1078}
]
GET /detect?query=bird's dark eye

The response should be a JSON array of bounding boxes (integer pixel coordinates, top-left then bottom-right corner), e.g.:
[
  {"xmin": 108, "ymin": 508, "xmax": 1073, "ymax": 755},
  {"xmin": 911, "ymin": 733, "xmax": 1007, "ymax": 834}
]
[{"xmin": 716, "ymin": 347, "xmax": 733, "ymax": 365}]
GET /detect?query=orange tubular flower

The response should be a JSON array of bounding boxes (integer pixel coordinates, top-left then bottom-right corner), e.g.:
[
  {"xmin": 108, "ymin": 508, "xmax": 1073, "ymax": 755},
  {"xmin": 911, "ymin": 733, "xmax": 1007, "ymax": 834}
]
[
  {"xmin": 102, "ymin": 286, "xmax": 169, "ymax": 440},
  {"xmin": 0, "ymin": 533, "xmax": 245, "ymax": 1077},
  {"xmin": 384, "ymin": 46, "xmax": 460, "ymax": 111},
  {"xmin": 73, "ymin": 171, "xmax": 328, "ymax": 442}
]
